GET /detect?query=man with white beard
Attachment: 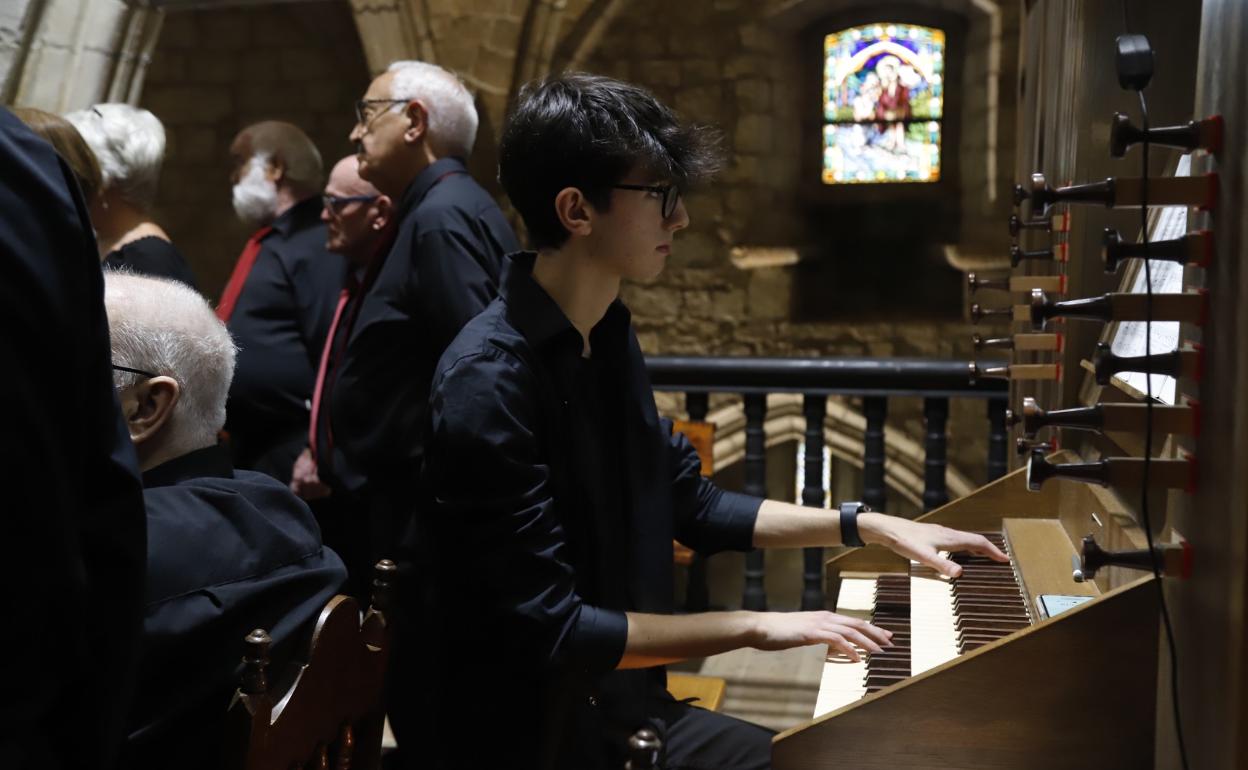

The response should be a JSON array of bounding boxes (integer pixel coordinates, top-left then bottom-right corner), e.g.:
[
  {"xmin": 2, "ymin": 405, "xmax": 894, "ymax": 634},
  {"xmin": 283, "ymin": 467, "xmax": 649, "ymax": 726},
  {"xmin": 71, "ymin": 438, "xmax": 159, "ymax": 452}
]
[{"xmin": 217, "ymin": 121, "xmax": 345, "ymax": 484}]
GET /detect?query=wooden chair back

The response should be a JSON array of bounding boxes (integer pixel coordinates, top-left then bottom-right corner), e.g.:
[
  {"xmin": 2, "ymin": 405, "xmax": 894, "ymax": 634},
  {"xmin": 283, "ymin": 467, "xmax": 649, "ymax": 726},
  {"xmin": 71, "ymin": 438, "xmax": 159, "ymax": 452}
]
[
  {"xmin": 625, "ymin": 727, "xmax": 662, "ymax": 770},
  {"xmin": 222, "ymin": 559, "xmax": 396, "ymax": 770}
]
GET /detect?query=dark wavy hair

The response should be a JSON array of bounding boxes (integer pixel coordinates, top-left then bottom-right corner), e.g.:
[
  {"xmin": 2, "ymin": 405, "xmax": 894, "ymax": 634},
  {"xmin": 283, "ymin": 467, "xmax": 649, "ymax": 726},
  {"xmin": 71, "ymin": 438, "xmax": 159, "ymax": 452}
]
[{"xmin": 498, "ymin": 72, "xmax": 722, "ymax": 249}]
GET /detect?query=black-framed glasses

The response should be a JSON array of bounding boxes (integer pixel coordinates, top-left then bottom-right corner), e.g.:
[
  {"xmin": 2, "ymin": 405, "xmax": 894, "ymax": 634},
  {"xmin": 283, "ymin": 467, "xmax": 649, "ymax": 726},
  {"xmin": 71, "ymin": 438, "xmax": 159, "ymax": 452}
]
[
  {"xmin": 322, "ymin": 193, "xmax": 379, "ymax": 214},
  {"xmin": 354, "ymin": 98, "xmax": 408, "ymax": 126},
  {"xmin": 613, "ymin": 183, "xmax": 682, "ymax": 219},
  {"xmin": 112, "ymin": 363, "xmax": 159, "ymax": 379}
]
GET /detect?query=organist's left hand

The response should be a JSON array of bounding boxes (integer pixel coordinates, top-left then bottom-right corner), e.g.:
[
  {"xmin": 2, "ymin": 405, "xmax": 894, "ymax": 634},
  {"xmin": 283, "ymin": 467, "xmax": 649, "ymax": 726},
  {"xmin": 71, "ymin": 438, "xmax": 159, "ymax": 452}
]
[{"xmin": 858, "ymin": 513, "xmax": 1009, "ymax": 578}]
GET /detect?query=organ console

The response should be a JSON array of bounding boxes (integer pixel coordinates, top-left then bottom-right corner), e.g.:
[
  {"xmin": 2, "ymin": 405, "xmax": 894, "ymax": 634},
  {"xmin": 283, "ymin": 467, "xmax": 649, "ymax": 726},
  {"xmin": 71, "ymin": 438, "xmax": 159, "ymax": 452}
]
[
  {"xmin": 972, "ymin": 332, "xmax": 1064, "ymax": 352},
  {"xmin": 968, "ymin": 303, "xmax": 1027, "ymax": 324},
  {"xmin": 1013, "ymin": 396, "xmax": 1197, "ymax": 440},
  {"xmin": 1102, "ymin": 228, "xmax": 1213, "ymax": 272},
  {"xmin": 1028, "ymin": 289, "xmax": 1206, "ymax": 331},
  {"xmin": 1009, "ymin": 242, "xmax": 1068, "ymax": 268},
  {"xmin": 774, "ymin": 454, "xmax": 1162, "ymax": 768},
  {"xmin": 1016, "ymin": 172, "xmax": 1218, "ymax": 214},
  {"xmin": 1072, "ymin": 534, "xmax": 1192, "ymax": 583},
  {"xmin": 967, "ymin": 272, "xmax": 1066, "ymax": 294},
  {"xmin": 773, "ymin": 7, "xmax": 1246, "ymax": 768},
  {"xmin": 1025, "ymin": 449, "xmax": 1195, "ymax": 493},
  {"xmin": 1008, "ymin": 211, "xmax": 1070, "ymax": 237},
  {"xmin": 1091, "ymin": 342, "xmax": 1203, "ymax": 386},
  {"xmin": 967, "ymin": 361, "xmax": 1059, "ymax": 383},
  {"xmin": 1109, "ymin": 112, "xmax": 1223, "ymax": 158},
  {"xmin": 1014, "ymin": 436, "xmax": 1056, "ymax": 456}
]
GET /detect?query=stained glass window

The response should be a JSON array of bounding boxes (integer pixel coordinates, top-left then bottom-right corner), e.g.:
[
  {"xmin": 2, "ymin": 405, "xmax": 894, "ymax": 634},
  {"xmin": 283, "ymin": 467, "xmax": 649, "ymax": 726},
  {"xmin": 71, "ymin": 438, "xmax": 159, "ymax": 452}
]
[{"xmin": 822, "ymin": 23, "xmax": 945, "ymax": 184}]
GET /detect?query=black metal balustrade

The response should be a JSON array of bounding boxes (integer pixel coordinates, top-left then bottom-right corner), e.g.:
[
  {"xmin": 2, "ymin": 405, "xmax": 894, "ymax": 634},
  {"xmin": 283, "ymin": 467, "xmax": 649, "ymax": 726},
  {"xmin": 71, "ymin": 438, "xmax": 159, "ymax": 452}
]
[{"xmin": 646, "ymin": 356, "xmax": 1009, "ymax": 612}]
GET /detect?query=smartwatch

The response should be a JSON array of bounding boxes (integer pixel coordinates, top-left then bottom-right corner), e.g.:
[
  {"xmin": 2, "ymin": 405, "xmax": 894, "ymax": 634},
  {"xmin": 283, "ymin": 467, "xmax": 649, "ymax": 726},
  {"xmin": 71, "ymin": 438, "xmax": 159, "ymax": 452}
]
[{"xmin": 839, "ymin": 501, "xmax": 872, "ymax": 547}]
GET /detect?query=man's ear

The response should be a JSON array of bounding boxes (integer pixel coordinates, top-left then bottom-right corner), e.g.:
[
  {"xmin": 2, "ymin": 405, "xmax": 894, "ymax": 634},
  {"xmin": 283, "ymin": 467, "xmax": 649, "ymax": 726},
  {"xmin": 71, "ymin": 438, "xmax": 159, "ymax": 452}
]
[
  {"xmin": 122, "ymin": 376, "xmax": 180, "ymax": 446},
  {"xmin": 402, "ymin": 100, "xmax": 428, "ymax": 146},
  {"xmin": 371, "ymin": 195, "xmax": 394, "ymax": 231},
  {"xmin": 554, "ymin": 187, "xmax": 593, "ymax": 239},
  {"xmin": 265, "ymin": 156, "xmax": 285, "ymax": 185}
]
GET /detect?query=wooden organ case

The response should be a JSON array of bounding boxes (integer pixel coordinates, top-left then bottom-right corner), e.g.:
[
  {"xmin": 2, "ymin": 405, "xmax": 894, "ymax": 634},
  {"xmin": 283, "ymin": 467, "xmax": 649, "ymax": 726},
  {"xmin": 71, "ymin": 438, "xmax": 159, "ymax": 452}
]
[{"xmin": 772, "ymin": 2, "xmax": 1248, "ymax": 769}]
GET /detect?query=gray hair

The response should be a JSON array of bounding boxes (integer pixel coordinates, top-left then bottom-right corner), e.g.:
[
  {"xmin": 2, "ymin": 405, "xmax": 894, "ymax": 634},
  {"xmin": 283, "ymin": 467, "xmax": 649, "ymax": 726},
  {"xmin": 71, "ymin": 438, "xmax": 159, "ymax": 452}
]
[
  {"xmin": 104, "ymin": 271, "xmax": 237, "ymax": 456},
  {"xmin": 65, "ymin": 103, "xmax": 166, "ymax": 210},
  {"xmin": 388, "ymin": 60, "xmax": 478, "ymax": 158}
]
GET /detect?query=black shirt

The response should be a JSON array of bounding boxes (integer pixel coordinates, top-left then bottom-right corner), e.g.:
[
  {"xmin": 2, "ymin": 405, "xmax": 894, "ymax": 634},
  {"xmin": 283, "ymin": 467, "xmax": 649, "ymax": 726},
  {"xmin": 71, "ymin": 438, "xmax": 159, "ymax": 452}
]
[
  {"xmin": 566, "ymin": 355, "xmax": 630, "ymax": 609},
  {"xmin": 122, "ymin": 445, "xmax": 347, "ymax": 770},
  {"xmin": 104, "ymin": 235, "xmax": 200, "ymax": 290},
  {"xmin": 0, "ymin": 107, "xmax": 146, "ymax": 770},
  {"xmin": 328, "ymin": 157, "xmax": 518, "ymax": 495},
  {"xmin": 418, "ymin": 252, "xmax": 761, "ymax": 769},
  {"xmin": 225, "ymin": 196, "xmax": 346, "ymax": 480}
]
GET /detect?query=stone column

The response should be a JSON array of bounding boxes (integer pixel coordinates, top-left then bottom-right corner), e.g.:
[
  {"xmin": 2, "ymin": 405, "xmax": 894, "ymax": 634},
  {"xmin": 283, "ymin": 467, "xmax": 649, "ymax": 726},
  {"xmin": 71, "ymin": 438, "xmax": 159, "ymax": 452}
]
[{"xmin": 2, "ymin": 0, "xmax": 163, "ymax": 110}]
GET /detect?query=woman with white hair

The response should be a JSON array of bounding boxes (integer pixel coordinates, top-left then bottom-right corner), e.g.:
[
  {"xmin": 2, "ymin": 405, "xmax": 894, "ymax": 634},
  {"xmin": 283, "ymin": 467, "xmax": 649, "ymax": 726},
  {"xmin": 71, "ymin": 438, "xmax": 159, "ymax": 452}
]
[{"xmin": 66, "ymin": 103, "xmax": 199, "ymax": 289}]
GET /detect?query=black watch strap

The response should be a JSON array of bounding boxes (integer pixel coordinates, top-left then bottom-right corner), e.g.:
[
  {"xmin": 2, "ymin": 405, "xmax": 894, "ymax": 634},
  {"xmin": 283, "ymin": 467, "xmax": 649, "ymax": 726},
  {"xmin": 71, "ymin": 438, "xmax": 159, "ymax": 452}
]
[{"xmin": 840, "ymin": 501, "xmax": 871, "ymax": 547}]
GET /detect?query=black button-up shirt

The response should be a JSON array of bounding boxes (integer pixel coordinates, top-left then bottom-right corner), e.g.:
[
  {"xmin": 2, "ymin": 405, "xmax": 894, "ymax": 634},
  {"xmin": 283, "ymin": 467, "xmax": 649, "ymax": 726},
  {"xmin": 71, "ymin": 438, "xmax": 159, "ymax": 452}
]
[
  {"xmin": 225, "ymin": 196, "xmax": 345, "ymax": 479},
  {"xmin": 418, "ymin": 252, "xmax": 761, "ymax": 768},
  {"xmin": 122, "ymin": 444, "xmax": 346, "ymax": 770},
  {"xmin": 2, "ymin": 107, "xmax": 146, "ymax": 770},
  {"xmin": 328, "ymin": 157, "xmax": 518, "ymax": 496}
]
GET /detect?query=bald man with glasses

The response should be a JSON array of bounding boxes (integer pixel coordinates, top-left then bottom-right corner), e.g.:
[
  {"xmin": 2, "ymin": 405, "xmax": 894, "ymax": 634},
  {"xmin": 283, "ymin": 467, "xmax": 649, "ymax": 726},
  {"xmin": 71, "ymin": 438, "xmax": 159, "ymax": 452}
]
[{"xmin": 290, "ymin": 155, "xmax": 395, "ymax": 600}]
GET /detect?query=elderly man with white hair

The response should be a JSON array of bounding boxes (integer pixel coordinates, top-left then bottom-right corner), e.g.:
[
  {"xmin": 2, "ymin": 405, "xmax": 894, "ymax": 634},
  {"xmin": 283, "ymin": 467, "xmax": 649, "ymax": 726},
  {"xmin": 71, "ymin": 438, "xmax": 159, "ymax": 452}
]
[
  {"xmin": 217, "ymin": 120, "xmax": 346, "ymax": 486},
  {"xmin": 104, "ymin": 271, "xmax": 346, "ymax": 770},
  {"xmin": 65, "ymin": 103, "xmax": 199, "ymax": 288},
  {"xmin": 335, "ymin": 59, "xmax": 518, "ymax": 765},
  {"xmin": 335, "ymin": 62, "xmax": 518, "ymax": 565}
]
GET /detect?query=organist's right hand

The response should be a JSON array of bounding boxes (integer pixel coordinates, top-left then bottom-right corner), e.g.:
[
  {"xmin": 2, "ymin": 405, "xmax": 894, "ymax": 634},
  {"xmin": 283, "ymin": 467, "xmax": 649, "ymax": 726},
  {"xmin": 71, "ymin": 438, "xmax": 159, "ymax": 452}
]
[
  {"xmin": 749, "ymin": 611, "xmax": 894, "ymax": 662},
  {"xmin": 857, "ymin": 514, "xmax": 1010, "ymax": 578}
]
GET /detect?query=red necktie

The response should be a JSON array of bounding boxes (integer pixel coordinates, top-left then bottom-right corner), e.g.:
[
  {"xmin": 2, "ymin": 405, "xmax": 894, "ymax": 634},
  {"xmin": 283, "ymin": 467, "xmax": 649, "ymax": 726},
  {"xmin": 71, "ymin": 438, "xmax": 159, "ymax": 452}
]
[
  {"xmin": 216, "ymin": 225, "xmax": 273, "ymax": 322},
  {"xmin": 308, "ymin": 287, "xmax": 351, "ymax": 463}
]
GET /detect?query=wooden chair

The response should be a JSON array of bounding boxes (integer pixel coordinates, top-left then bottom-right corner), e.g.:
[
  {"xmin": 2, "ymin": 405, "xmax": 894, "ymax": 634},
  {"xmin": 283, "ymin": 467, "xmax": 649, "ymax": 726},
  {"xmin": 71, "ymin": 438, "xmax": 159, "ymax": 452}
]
[
  {"xmin": 222, "ymin": 559, "xmax": 396, "ymax": 770},
  {"xmin": 666, "ymin": 672, "xmax": 727, "ymax": 712},
  {"xmin": 625, "ymin": 727, "xmax": 662, "ymax": 769}
]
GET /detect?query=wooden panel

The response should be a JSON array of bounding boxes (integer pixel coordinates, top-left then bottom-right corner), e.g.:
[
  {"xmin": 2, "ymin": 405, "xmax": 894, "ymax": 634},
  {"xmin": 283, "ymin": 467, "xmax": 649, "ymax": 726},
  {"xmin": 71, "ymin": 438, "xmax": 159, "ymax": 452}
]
[
  {"xmin": 1181, "ymin": 2, "xmax": 1248, "ymax": 767},
  {"xmin": 773, "ymin": 577, "xmax": 1158, "ymax": 770},
  {"xmin": 1002, "ymin": 517, "xmax": 1098, "ymax": 615}
]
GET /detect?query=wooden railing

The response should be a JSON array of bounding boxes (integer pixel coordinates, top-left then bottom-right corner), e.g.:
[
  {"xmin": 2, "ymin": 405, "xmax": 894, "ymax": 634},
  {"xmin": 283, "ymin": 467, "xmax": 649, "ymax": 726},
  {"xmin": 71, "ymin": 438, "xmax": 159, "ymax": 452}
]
[{"xmin": 646, "ymin": 356, "xmax": 1009, "ymax": 612}]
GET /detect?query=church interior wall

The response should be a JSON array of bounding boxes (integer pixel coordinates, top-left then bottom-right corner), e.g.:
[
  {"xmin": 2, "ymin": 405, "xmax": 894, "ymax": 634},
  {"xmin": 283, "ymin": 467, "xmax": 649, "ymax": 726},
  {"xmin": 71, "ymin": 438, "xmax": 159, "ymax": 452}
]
[
  {"xmin": 140, "ymin": 1, "xmax": 371, "ymax": 294},
  {"xmin": 1, "ymin": 0, "xmax": 1022, "ymax": 492}
]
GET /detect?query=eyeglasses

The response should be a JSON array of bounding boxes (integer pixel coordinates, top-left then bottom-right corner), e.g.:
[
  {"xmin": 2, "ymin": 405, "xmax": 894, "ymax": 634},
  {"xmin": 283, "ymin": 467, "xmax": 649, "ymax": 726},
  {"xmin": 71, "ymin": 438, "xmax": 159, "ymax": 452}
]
[
  {"xmin": 323, "ymin": 194, "xmax": 379, "ymax": 214},
  {"xmin": 112, "ymin": 363, "xmax": 159, "ymax": 379},
  {"xmin": 354, "ymin": 98, "xmax": 408, "ymax": 127},
  {"xmin": 613, "ymin": 183, "xmax": 682, "ymax": 219}
]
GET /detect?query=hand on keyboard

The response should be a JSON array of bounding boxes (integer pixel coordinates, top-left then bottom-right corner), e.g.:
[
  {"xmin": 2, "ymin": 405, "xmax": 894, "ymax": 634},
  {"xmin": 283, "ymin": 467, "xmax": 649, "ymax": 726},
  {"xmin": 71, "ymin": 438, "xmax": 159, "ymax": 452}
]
[
  {"xmin": 749, "ymin": 611, "xmax": 895, "ymax": 662},
  {"xmin": 857, "ymin": 513, "xmax": 1010, "ymax": 578}
]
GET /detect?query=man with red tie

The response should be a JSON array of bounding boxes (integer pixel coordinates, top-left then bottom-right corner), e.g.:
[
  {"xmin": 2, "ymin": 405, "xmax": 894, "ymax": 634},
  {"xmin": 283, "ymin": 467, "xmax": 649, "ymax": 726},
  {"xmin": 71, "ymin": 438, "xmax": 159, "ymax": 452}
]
[
  {"xmin": 290, "ymin": 155, "xmax": 393, "ymax": 598},
  {"xmin": 218, "ymin": 121, "xmax": 347, "ymax": 484}
]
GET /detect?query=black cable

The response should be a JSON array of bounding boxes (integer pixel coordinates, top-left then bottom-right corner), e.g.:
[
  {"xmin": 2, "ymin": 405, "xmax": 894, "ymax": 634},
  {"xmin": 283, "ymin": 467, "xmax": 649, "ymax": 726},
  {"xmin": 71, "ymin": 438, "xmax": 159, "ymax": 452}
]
[
  {"xmin": 1119, "ymin": 5, "xmax": 1189, "ymax": 765},
  {"xmin": 1135, "ymin": 85, "xmax": 1191, "ymax": 770}
]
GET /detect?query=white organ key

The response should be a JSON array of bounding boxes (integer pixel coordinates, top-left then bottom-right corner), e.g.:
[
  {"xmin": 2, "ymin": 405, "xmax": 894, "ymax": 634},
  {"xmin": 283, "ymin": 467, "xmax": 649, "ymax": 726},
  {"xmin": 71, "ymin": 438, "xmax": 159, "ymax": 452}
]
[
  {"xmin": 814, "ymin": 577, "xmax": 874, "ymax": 717},
  {"xmin": 910, "ymin": 559, "xmax": 959, "ymax": 676}
]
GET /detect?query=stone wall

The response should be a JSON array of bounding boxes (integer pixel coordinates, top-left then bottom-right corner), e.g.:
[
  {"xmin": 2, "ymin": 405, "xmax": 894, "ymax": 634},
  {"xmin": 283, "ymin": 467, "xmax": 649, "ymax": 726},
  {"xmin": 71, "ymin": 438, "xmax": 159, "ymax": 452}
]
[
  {"xmin": 583, "ymin": 0, "xmax": 1010, "ymax": 486},
  {"xmin": 2, "ymin": 0, "xmax": 1017, "ymax": 491},
  {"xmin": 141, "ymin": 1, "xmax": 371, "ymax": 295}
]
